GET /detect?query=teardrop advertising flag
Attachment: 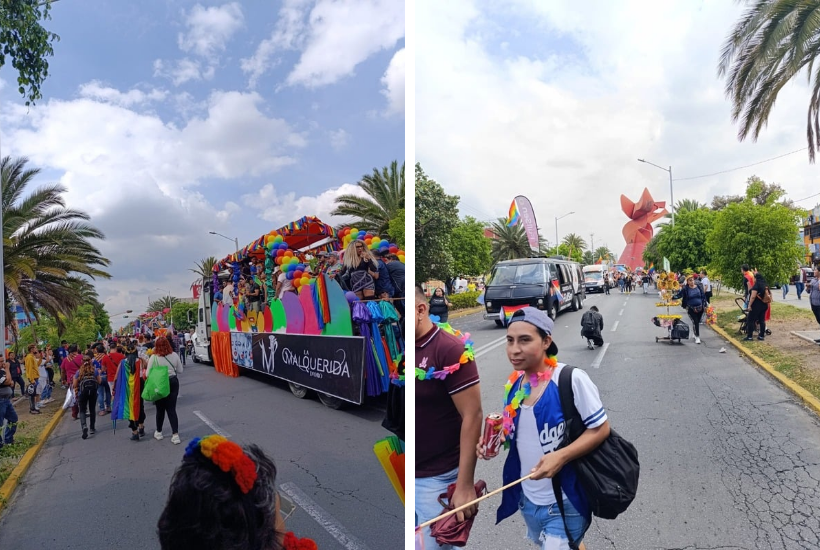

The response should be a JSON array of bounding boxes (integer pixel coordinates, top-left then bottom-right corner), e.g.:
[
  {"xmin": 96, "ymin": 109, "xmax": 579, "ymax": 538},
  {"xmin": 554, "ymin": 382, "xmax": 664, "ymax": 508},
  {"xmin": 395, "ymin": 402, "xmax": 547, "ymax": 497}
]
[{"xmin": 513, "ymin": 195, "xmax": 540, "ymax": 253}]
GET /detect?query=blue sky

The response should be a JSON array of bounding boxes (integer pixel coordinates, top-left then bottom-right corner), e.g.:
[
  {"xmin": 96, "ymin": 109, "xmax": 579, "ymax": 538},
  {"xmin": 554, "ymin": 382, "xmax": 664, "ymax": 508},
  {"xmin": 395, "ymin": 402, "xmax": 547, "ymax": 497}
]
[{"xmin": 1, "ymin": 1, "xmax": 404, "ymax": 327}]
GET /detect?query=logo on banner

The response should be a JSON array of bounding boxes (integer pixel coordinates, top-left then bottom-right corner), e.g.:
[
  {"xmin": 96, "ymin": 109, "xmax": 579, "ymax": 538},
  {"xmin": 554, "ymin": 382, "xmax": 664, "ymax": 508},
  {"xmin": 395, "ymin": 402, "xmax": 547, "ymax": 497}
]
[
  {"xmin": 260, "ymin": 335, "xmax": 279, "ymax": 375},
  {"xmin": 281, "ymin": 347, "xmax": 350, "ymax": 379}
]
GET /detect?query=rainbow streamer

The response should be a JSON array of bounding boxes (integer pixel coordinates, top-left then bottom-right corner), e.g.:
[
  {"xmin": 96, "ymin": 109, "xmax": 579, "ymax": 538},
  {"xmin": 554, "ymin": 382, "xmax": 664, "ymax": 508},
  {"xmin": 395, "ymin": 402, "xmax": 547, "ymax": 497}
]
[
  {"xmin": 313, "ymin": 274, "xmax": 332, "ymax": 329},
  {"xmin": 506, "ymin": 199, "xmax": 520, "ymax": 227}
]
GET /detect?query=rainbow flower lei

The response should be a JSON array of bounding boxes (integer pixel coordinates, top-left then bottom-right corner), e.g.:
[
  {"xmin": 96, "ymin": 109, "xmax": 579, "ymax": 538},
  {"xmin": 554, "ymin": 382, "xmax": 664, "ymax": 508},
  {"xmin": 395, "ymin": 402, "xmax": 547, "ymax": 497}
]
[
  {"xmin": 185, "ymin": 435, "xmax": 258, "ymax": 494},
  {"xmin": 501, "ymin": 356, "xmax": 558, "ymax": 448},
  {"xmin": 415, "ymin": 322, "xmax": 474, "ymax": 381}
]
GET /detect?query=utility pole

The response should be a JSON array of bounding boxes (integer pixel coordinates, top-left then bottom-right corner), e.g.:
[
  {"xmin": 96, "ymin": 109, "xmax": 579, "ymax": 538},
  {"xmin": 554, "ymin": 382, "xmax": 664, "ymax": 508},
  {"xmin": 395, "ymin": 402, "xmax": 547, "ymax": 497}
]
[{"xmin": 590, "ymin": 233, "xmax": 594, "ymax": 261}]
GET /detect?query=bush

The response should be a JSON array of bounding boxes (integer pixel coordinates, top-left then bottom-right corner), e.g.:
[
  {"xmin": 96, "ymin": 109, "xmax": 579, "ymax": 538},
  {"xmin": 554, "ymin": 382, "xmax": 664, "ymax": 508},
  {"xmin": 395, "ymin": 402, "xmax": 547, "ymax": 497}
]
[{"xmin": 449, "ymin": 291, "xmax": 481, "ymax": 310}]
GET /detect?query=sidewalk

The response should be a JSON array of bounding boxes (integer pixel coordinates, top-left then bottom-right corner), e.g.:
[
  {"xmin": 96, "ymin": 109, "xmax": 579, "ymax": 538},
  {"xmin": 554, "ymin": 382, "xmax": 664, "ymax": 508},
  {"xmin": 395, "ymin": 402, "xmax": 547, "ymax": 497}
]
[{"xmin": 774, "ymin": 289, "xmax": 815, "ymax": 311}]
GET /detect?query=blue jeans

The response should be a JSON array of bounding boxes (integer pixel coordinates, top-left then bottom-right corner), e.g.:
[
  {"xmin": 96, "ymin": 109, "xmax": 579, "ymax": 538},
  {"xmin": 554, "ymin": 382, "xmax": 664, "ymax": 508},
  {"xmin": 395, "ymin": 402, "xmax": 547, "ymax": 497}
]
[
  {"xmin": 0, "ymin": 397, "xmax": 19, "ymax": 446},
  {"xmin": 415, "ymin": 467, "xmax": 459, "ymax": 550},
  {"xmin": 519, "ymin": 494, "xmax": 590, "ymax": 549},
  {"xmin": 782, "ymin": 284, "xmax": 789, "ymax": 299},
  {"xmin": 796, "ymin": 282, "xmax": 805, "ymax": 299},
  {"xmin": 97, "ymin": 379, "xmax": 111, "ymax": 411}
]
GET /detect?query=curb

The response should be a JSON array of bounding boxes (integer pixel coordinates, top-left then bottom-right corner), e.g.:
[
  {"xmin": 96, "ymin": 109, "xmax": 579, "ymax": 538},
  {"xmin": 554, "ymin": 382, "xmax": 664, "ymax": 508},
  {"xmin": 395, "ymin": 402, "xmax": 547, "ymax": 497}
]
[
  {"xmin": 710, "ymin": 323, "xmax": 820, "ymax": 417},
  {"xmin": 0, "ymin": 406, "xmax": 65, "ymax": 513},
  {"xmin": 448, "ymin": 306, "xmax": 484, "ymax": 320}
]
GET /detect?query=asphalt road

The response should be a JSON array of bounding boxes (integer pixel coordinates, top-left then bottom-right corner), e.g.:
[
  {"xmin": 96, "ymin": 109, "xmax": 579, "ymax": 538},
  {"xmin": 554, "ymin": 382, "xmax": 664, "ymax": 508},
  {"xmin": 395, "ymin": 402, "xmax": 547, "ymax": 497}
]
[
  {"xmin": 0, "ymin": 361, "xmax": 403, "ymax": 549},
  {"xmin": 451, "ymin": 289, "xmax": 820, "ymax": 549}
]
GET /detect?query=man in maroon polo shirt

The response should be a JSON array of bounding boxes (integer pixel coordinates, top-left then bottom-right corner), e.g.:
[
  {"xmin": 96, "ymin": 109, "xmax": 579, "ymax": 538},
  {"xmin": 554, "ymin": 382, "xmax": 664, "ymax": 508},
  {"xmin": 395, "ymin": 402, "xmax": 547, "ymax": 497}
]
[{"xmin": 415, "ymin": 286, "xmax": 483, "ymax": 549}]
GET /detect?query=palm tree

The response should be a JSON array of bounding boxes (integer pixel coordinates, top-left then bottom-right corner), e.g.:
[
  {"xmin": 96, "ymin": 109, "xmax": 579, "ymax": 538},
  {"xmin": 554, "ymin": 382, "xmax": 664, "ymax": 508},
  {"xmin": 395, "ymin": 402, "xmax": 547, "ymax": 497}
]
[
  {"xmin": 489, "ymin": 218, "xmax": 532, "ymax": 263},
  {"xmin": 562, "ymin": 233, "xmax": 587, "ymax": 258},
  {"xmin": 148, "ymin": 296, "xmax": 179, "ymax": 313},
  {"xmin": 331, "ymin": 161, "xmax": 405, "ymax": 236},
  {"xmin": 594, "ymin": 246, "xmax": 613, "ymax": 263},
  {"xmin": 719, "ymin": 1, "xmax": 820, "ymax": 162},
  {"xmin": 2, "ymin": 156, "xmax": 110, "ymax": 335},
  {"xmin": 582, "ymin": 250, "xmax": 595, "ymax": 265},
  {"xmin": 190, "ymin": 255, "xmax": 217, "ymax": 291},
  {"xmin": 663, "ymin": 199, "xmax": 704, "ymax": 221}
]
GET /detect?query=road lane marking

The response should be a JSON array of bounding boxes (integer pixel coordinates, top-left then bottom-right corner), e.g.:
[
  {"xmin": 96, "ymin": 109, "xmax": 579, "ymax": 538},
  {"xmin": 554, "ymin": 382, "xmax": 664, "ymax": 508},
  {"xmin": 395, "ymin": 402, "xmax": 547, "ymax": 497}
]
[
  {"xmin": 611, "ymin": 321, "xmax": 619, "ymax": 332},
  {"xmin": 193, "ymin": 411, "xmax": 231, "ymax": 438},
  {"xmin": 280, "ymin": 482, "xmax": 372, "ymax": 550},
  {"xmin": 623, "ymin": 301, "xmax": 627, "ymax": 306},
  {"xmin": 591, "ymin": 343, "xmax": 610, "ymax": 369},
  {"xmin": 474, "ymin": 336, "xmax": 507, "ymax": 358},
  {"xmin": 619, "ymin": 309, "xmax": 624, "ymax": 316}
]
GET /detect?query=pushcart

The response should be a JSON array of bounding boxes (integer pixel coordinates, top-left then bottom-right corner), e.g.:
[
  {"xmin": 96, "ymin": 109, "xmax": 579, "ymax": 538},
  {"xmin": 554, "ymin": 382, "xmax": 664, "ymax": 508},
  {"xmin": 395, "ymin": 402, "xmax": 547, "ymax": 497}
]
[{"xmin": 652, "ymin": 316, "xmax": 688, "ymax": 344}]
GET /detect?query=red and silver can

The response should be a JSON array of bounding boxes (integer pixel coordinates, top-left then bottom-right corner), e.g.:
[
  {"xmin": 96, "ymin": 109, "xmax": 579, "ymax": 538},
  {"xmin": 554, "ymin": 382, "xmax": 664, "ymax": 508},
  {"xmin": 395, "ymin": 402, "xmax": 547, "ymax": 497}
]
[{"xmin": 482, "ymin": 413, "xmax": 503, "ymax": 458}]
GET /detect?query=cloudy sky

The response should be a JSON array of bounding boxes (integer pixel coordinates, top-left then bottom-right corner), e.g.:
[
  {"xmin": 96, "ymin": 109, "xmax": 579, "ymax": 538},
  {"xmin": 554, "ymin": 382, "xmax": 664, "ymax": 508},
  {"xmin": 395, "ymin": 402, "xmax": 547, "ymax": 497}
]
[
  {"xmin": 416, "ymin": 0, "xmax": 819, "ymax": 261},
  {"xmin": 1, "ymin": 1, "xmax": 404, "ymax": 329}
]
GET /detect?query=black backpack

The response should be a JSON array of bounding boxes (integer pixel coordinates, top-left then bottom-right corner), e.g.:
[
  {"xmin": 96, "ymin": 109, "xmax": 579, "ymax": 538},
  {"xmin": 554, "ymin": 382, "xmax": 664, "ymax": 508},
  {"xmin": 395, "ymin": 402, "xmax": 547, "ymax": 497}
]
[
  {"xmin": 551, "ymin": 366, "xmax": 640, "ymax": 548},
  {"xmin": 79, "ymin": 373, "xmax": 98, "ymax": 397}
]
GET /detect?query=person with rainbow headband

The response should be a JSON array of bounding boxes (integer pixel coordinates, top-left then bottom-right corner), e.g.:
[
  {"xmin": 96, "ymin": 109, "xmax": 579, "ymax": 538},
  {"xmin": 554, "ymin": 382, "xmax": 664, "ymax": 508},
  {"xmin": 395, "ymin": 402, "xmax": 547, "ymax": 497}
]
[
  {"xmin": 158, "ymin": 434, "xmax": 317, "ymax": 550},
  {"xmin": 477, "ymin": 307, "xmax": 610, "ymax": 550}
]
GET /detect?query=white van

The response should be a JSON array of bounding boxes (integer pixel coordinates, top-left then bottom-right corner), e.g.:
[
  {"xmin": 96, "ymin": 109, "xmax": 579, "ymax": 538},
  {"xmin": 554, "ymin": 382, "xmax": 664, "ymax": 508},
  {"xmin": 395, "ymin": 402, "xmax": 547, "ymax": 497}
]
[{"xmin": 583, "ymin": 265, "xmax": 609, "ymax": 293}]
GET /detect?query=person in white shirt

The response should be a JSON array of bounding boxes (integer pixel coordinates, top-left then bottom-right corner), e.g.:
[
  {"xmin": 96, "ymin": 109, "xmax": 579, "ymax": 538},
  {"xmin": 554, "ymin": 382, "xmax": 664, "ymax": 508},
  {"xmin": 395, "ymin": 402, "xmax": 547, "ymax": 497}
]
[
  {"xmin": 700, "ymin": 270, "xmax": 712, "ymax": 305},
  {"xmin": 276, "ymin": 269, "xmax": 295, "ymax": 299}
]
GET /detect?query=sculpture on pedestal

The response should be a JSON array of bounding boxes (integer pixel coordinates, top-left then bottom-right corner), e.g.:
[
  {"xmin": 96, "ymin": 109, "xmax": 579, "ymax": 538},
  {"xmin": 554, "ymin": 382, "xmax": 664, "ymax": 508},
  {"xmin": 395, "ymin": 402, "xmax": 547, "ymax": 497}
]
[{"xmin": 617, "ymin": 188, "xmax": 667, "ymax": 270}]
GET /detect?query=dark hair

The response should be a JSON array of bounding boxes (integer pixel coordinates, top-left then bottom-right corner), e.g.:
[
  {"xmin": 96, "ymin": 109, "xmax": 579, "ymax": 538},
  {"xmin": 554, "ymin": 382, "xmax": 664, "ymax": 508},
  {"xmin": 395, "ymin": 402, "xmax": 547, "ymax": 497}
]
[
  {"xmin": 590, "ymin": 305, "xmax": 599, "ymax": 312},
  {"xmin": 741, "ymin": 264, "xmax": 750, "ymax": 272},
  {"xmin": 386, "ymin": 254, "xmax": 400, "ymax": 261},
  {"xmin": 61, "ymin": 340, "xmax": 67, "ymax": 345},
  {"xmin": 68, "ymin": 344, "xmax": 79, "ymax": 354},
  {"xmin": 154, "ymin": 336, "xmax": 173, "ymax": 357},
  {"xmin": 157, "ymin": 444, "xmax": 282, "ymax": 550},
  {"xmin": 95, "ymin": 344, "xmax": 106, "ymax": 354},
  {"xmin": 415, "ymin": 285, "xmax": 426, "ymax": 301}
]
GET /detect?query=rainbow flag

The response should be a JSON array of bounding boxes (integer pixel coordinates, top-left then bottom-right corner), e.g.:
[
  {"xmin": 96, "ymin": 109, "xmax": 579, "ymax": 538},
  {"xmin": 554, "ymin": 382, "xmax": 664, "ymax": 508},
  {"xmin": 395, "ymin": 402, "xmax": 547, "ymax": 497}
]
[
  {"xmin": 506, "ymin": 199, "xmax": 520, "ymax": 227},
  {"xmin": 111, "ymin": 358, "xmax": 140, "ymax": 433},
  {"xmin": 499, "ymin": 304, "xmax": 528, "ymax": 325},
  {"xmin": 313, "ymin": 274, "xmax": 332, "ymax": 329},
  {"xmin": 552, "ymin": 280, "xmax": 564, "ymax": 303}
]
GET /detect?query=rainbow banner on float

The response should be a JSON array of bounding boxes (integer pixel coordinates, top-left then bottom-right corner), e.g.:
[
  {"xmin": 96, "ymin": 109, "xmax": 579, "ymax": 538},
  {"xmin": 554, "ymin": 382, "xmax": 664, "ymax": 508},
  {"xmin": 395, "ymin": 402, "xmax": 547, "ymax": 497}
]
[{"xmin": 506, "ymin": 200, "xmax": 520, "ymax": 227}]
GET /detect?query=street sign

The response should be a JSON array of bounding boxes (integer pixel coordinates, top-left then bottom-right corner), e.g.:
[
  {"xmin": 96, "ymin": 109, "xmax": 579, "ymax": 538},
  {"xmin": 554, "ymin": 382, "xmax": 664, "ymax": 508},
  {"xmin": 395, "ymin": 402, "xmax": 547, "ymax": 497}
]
[{"xmin": 663, "ymin": 257, "xmax": 671, "ymax": 272}]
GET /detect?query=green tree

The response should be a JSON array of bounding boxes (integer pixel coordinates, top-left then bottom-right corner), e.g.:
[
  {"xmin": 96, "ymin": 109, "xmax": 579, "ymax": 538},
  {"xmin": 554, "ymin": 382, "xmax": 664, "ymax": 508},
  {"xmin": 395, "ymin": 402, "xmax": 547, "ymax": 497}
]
[
  {"xmin": 450, "ymin": 216, "xmax": 492, "ymax": 276},
  {"xmin": 0, "ymin": 0, "xmax": 60, "ymax": 106},
  {"xmin": 190, "ymin": 256, "xmax": 217, "ymax": 280},
  {"xmin": 90, "ymin": 299, "xmax": 111, "ymax": 337},
  {"xmin": 170, "ymin": 301, "xmax": 198, "ymax": 331},
  {"xmin": 16, "ymin": 304, "xmax": 98, "ymax": 351},
  {"xmin": 642, "ymin": 232, "xmax": 664, "ymax": 268},
  {"xmin": 331, "ymin": 160, "xmax": 405, "ymax": 236},
  {"xmin": 2, "ymin": 156, "xmax": 110, "ymax": 335},
  {"xmin": 594, "ymin": 246, "xmax": 614, "ymax": 262},
  {"xmin": 711, "ymin": 176, "xmax": 793, "ymax": 210},
  {"xmin": 490, "ymin": 219, "xmax": 531, "ymax": 263},
  {"xmin": 582, "ymin": 250, "xmax": 594, "ymax": 265},
  {"xmin": 719, "ymin": 1, "xmax": 820, "ymax": 162},
  {"xmin": 653, "ymin": 208, "xmax": 716, "ymax": 272},
  {"xmin": 561, "ymin": 233, "xmax": 587, "ymax": 257},
  {"xmin": 415, "ymin": 164, "xmax": 459, "ymax": 283},
  {"xmin": 148, "ymin": 296, "xmax": 179, "ymax": 313},
  {"xmin": 707, "ymin": 185, "xmax": 805, "ymax": 290},
  {"xmin": 554, "ymin": 243, "xmax": 583, "ymax": 263},
  {"xmin": 387, "ymin": 208, "xmax": 405, "ymax": 247}
]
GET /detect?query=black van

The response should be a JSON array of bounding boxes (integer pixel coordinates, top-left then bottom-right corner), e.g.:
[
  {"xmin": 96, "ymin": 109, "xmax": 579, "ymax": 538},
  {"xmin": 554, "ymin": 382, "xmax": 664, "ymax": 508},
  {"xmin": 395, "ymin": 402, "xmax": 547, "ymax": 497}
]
[{"xmin": 483, "ymin": 257, "xmax": 586, "ymax": 326}]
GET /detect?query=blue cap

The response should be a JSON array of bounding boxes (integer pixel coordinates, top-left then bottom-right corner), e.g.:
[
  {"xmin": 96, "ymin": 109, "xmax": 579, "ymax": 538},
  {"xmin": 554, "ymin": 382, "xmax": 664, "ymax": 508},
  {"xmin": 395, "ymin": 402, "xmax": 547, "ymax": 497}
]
[{"xmin": 507, "ymin": 307, "xmax": 554, "ymax": 335}]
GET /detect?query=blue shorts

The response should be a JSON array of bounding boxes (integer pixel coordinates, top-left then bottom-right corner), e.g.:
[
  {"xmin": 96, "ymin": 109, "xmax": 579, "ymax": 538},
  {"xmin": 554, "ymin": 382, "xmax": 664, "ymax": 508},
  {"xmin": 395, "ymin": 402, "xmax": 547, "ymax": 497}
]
[
  {"xmin": 415, "ymin": 467, "xmax": 459, "ymax": 550},
  {"xmin": 519, "ymin": 494, "xmax": 590, "ymax": 549}
]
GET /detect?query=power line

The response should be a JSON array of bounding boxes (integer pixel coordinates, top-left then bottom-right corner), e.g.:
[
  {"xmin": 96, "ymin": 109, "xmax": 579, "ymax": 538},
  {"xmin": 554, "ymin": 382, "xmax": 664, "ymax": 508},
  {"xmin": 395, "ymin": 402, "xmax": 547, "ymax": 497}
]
[
  {"xmin": 793, "ymin": 191, "xmax": 820, "ymax": 204},
  {"xmin": 673, "ymin": 147, "xmax": 808, "ymax": 181}
]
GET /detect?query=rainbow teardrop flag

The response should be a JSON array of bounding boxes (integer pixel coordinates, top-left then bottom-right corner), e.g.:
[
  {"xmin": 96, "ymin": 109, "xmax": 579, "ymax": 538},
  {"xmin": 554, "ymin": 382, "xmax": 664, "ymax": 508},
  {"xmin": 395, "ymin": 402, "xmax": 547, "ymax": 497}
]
[
  {"xmin": 506, "ymin": 199, "xmax": 520, "ymax": 227},
  {"xmin": 551, "ymin": 280, "xmax": 564, "ymax": 303}
]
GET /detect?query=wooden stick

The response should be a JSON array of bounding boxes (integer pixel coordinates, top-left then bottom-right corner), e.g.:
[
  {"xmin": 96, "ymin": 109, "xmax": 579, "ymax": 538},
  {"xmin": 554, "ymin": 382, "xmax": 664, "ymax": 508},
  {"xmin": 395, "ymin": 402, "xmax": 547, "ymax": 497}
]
[{"xmin": 416, "ymin": 473, "xmax": 534, "ymax": 529}]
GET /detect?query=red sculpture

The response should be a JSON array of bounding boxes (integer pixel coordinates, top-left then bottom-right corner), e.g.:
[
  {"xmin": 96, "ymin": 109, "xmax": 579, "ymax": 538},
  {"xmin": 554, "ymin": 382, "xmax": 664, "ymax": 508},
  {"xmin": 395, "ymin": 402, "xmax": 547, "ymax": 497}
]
[{"xmin": 617, "ymin": 188, "xmax": 667, "ymax": 270}]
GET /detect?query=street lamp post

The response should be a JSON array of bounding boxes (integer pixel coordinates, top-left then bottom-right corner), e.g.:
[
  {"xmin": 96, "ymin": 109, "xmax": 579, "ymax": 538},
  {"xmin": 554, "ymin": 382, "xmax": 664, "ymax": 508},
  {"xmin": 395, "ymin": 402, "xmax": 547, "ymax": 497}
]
[
  {"xmin": 209, "ymin": 231, "xmax": 240, "ymax": 257},
  {"xmin": 637, "ymin": 159, "xmax": 674, "ymax": 227},
  {"xmin": 555, "ymin": 211, "xmax": 575, "ymax": 256}
]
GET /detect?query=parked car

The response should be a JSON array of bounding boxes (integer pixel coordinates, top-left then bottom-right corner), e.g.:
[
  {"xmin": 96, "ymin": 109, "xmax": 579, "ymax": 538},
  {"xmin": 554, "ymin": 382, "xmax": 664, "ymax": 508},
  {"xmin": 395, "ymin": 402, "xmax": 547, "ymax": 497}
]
[{"xmin": 484, "ymin": 257, "xmax": 586, "ymax": 326}]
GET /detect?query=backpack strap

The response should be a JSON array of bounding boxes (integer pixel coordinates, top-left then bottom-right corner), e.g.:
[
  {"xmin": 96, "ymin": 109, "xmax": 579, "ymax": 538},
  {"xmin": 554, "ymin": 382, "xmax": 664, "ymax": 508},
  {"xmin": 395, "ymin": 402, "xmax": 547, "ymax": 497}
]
[{"xmin": 551, "ymin": 365, "xmax": 582, "ymax": 550}]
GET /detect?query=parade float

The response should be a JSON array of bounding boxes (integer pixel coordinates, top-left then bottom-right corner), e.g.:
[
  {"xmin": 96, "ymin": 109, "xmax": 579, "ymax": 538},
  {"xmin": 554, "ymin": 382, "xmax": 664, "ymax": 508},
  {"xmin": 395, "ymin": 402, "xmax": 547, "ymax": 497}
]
[{"xmin": 192, "ymin": 216, "xmax": 405, "ymax": 409}]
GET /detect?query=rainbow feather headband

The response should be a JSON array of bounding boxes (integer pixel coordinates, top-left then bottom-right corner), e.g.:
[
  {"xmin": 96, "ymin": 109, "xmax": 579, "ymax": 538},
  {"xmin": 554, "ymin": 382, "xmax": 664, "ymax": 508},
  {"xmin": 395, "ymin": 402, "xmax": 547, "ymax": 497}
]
[
  {"xmin": 185, "ymin": 435, "xmax": 257, "ymax": 494},
  {"xmin": 415, "ymin": 323, "xmax": 474, "ymax": 381}
]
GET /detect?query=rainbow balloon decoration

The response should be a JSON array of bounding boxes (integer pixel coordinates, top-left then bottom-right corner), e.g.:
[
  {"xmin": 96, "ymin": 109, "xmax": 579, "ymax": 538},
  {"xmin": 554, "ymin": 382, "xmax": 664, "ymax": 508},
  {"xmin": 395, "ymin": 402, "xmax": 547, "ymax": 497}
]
[{"xmin": 338, "ymin": 227, "xmax": 405, "ymax": 263}]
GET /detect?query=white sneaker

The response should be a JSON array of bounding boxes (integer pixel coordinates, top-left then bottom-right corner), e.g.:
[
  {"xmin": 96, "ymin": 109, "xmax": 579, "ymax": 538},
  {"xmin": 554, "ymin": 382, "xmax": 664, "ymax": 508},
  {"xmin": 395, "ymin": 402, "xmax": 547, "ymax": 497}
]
[
  {"xmin": 695, "ymin": 337, "xmax": 701, "ymax": 344},
  {"xmin": 154, "ymin": 431, "xmax": 164, "ymax": 440},
  {"xmin": 171, "ymin": 434, "xmax": 181, "ymax": 445}
]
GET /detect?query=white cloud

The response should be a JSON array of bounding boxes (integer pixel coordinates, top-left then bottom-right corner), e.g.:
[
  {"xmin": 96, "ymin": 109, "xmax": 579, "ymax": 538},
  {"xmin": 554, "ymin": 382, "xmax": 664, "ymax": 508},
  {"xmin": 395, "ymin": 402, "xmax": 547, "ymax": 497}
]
[
  {"xmin": 153, "ymin": 58, "xmax": 215, "ymax": 86},
  {"xmin": 380, "ymin": 47, "xmax": 404, "ymax": 115},
  {"xmin": 78, "ymin": 81, "xmax": 168, "ymax": 107},
  {"xmin": 242, "ymin": 0, "xmax": 404, "ymax": 89},
  {"xmin": 0, "ymin": 83, "xmax": 310, "ymax": 315},
  {"xmin": 417, "ymin": 0, "xmax": 820, "ymax": 259},
  {"xmin": 178, "ymin": 2, "xmax": 244, "ymax": 58},
  {"xmin": 240, "ymin": 182, "xmax": 369, "ymax": 227},
  {"xmin": 329, "ymin": 128, "xmax": 350, "ymax": 151}
]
